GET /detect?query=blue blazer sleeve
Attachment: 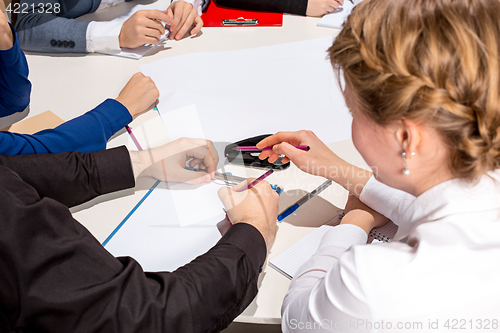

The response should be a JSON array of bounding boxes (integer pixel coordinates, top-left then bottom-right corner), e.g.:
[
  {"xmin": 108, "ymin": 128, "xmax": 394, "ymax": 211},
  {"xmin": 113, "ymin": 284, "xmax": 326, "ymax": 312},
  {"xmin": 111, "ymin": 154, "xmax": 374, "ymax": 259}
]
[
  {"xmin": 0, "ymin": 24, "xmax": 31, "ymax": 116},
  {"xmin": 0, "ymin": 99, "xmax": 133, "ymax": 155},
  {"xmin": 14, "ymin": 0, "xmax": 99, "ymax": 53}
]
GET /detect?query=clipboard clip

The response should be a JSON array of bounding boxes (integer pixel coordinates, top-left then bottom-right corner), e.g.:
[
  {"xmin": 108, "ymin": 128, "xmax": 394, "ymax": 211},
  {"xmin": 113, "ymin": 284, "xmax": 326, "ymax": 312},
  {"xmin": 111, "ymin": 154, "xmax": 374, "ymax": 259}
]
[{"xmin": 222, "ymin": 17, "xmax": 259, "ymax": 25}]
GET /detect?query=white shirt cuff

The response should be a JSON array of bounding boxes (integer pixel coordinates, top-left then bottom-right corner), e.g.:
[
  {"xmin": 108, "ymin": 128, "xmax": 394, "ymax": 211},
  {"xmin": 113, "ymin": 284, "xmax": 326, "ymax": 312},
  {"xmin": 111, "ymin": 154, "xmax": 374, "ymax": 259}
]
[
  {"xmin": 86, "ymin": 20, "xmax": 123, "ymax": 53},
  {"xmin": 171, "ymin": 0, "xmax": 203, "ymax": 16}
]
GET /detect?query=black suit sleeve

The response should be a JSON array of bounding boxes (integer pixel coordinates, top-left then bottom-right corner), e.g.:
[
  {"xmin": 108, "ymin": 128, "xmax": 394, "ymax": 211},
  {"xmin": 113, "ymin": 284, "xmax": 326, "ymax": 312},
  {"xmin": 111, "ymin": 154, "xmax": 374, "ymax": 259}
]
[
  {"xmin": 0, "ymin": 145, "xmax": 135, "ymax": 207},
  {"xmin": 212, "ymin": 0, "xmax": 308, "ymax": 16},
  {"xmin": 0, "ymin": 161, "xmax": 266, "ymax": 332}
]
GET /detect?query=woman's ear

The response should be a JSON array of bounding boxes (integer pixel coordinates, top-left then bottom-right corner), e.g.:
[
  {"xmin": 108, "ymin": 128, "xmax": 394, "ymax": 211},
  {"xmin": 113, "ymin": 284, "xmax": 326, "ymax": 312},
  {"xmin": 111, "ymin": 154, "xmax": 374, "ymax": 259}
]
[{"xmin": 394, "ymin": 119, "xmax": 421, "ymax": 156}]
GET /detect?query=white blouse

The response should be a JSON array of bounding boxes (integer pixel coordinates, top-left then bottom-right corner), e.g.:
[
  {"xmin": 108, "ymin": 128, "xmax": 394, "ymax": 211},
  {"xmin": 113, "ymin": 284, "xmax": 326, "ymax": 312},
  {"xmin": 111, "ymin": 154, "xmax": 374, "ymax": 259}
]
[{"xmin": 282, "ymin": 171, "xmax": 500, "ymax": 332}]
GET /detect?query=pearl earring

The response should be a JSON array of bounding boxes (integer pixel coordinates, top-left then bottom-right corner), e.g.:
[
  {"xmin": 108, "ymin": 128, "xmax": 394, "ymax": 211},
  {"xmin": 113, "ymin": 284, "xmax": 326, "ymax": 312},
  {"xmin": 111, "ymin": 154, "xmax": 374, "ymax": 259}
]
[{"xmin": 401, "ymin": 151, "xmax": 410, "ymax": 176}]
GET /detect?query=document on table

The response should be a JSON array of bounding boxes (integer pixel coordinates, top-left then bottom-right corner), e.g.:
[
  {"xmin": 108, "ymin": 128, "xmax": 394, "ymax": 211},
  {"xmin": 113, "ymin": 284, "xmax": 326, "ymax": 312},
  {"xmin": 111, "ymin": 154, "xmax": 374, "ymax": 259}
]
[
  {"xmin": 104, "ymin": 181, "xmax": 226, "ymax": 272},
  {"xmin": 140, "ymin": 37, "xmax": 353, "ymax": 144},
  {"xmin": 317, "ymin": 0, "xmax": 355, "ymax": 29},
  {"xmin": 97, "ymin": 5, "xmax": 169, "ymax": 59},
  {"xmin": 269, "ymin": 226, "xmax": 331, "ymax": 279}
]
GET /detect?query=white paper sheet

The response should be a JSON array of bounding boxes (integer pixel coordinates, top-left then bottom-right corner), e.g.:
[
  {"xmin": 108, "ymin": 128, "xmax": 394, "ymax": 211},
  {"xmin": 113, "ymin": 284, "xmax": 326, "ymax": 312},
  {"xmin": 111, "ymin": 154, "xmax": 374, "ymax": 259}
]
[
  {"xmin": 317, "ymin": 1, "xmax": 355, "ymax": 29},
  {"xmin": 97, "ymin": 5, "xmax": 169, "ymax": 59},
  {"xmin": 141, "ymin": 37, "xmax": 352, "ymax": 144},
  {"xmin": 269, "ymin": 226, "xmax": 331, "ymax": 279},
  {"xmin": 104, "ymin": 182, "xmax": 225, "ymax": 272}
]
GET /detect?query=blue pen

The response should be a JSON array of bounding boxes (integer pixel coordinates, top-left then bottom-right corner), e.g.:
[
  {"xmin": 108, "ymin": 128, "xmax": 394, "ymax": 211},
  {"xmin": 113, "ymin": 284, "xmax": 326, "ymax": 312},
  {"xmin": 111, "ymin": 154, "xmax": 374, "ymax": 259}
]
[{"xmin": 277, "ymin": 180, "xmax": 333, "ymax": 222}]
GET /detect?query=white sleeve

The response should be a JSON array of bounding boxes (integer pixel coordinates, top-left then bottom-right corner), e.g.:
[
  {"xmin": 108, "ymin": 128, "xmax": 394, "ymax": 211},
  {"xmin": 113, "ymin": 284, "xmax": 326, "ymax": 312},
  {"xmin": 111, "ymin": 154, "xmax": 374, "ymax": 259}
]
[
  {"xmin": 86, "ymin": 21, "xmax": 122, "ymax": 53},
  {"xmin": 282, "ymin": 224, "xmax": 370, "ymax": 333},
  {"xmin": 359, "ymin": 176, "xmax": 415, "ymax": 226},
  {"xmin": 170, "ymin": 0, "xmax": 204, "ymax": 15}
]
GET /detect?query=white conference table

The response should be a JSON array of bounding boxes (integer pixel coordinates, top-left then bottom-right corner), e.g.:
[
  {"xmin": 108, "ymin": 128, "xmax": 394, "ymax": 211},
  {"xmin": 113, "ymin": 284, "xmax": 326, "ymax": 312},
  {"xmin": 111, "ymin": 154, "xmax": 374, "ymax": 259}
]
[{"xmin": 24, "ymin": 1, "xmax": 368, "ymax": 326}]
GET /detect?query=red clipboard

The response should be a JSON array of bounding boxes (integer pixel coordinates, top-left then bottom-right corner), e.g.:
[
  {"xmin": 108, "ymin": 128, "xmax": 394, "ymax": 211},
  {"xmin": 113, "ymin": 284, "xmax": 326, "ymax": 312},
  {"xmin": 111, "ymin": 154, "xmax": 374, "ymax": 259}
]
[{"xmin": 201, "ymin": 1, "xmax": 283, "ymax": 27}]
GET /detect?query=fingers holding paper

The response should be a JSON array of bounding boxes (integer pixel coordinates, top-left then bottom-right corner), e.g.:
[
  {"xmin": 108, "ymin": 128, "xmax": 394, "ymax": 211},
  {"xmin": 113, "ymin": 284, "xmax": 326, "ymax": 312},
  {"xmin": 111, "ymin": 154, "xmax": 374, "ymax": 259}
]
[
  {"xmin": 218, "ymin": 179, "xmax": 279, "ymax": 247},
  {"xmin": 167, "ymin": 1, "xmax": 203, "ymax": 40},
  {"xmin": 131, "ymin": 138, "xmax": 219, "ymax": 184},
  {"xmin": 119, "ymin": 10, "xmax": 172, "ymax": 49}
]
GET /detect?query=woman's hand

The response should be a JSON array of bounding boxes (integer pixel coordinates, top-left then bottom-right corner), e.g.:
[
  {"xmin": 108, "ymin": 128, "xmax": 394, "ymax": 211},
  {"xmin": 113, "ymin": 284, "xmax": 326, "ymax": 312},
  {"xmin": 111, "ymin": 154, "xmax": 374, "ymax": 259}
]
[
  {"xmin": 130, "ymin": 138, "xmax": 219, "ymax": 184},
  {"xmin": 340, "ymin": 194, "xmax": 389, "ymax": 234},
  {"xmin": 257, "ymin": 130, "xmax": 372, "ymax": 196}
]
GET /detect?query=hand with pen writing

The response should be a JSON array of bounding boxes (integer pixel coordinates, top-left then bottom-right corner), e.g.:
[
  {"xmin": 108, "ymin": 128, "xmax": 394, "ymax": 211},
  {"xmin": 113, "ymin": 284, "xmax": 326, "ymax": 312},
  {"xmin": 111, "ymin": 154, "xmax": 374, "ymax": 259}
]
[
  {"xmin": 340, "ymin": 194, "xmax": 389, "ymax": 235},
  {"xmin": 306, "ymin": 0, "xmax": 343, "ymax": 17},
  {"xmin": 129, "ymin": 138, "xmax": 219, "ymax": 184},
  {"xmin": 257, "ymin": 130, "xmax": 372, "ymax": 196},
  {"xmin": 218, "ymin": 179, "xmax": 279, "ymax": 248},
  {"xmin": 119, "ymin": 10, "xmax": 172, "ymax": 49}
]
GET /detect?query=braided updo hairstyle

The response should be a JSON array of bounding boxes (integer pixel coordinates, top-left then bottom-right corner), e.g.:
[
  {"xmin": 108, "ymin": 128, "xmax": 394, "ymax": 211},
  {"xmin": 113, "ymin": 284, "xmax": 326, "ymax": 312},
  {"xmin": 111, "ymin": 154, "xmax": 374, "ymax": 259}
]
[{"xmin": 329, "ymin": 0, "xmax": 500, "ymax": 181}]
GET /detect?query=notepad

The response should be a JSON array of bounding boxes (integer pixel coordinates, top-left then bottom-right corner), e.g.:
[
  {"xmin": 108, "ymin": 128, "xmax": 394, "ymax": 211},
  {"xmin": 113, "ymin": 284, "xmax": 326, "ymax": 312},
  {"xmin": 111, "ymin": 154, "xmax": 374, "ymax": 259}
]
[
  {"xmin": 317, "ymin": 0, "xmax": 355, "ymax": 29},
  {"xmin": 270, "ymin": 226, "xmax": 332, "ymax": 279},
  {"xmin": 270, "ymin": 218, "xmax": 398, "ymax": 279}
]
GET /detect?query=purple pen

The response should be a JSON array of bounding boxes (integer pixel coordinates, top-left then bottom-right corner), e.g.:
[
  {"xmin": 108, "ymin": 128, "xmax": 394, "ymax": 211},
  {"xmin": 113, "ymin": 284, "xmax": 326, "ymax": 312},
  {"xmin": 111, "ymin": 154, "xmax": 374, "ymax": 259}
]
[
  {"xmin": 237, "ymin": 169, "xmax": 274, "ymax": 192},
  {"xmin": 125, "ymin": 125, "xmax": 143, "ymax": 151},
  {"xmin": 235, "ymin": 145, "xmax": 309, "ymax": 152}
]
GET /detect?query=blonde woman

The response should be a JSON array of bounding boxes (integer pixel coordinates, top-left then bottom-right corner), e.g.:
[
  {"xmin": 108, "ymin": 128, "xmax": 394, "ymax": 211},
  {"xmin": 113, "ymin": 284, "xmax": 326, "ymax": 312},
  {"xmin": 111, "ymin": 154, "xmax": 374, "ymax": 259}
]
[{"xmin": 253, "ymin": 0, "xmax": 500, "ymax": 331}]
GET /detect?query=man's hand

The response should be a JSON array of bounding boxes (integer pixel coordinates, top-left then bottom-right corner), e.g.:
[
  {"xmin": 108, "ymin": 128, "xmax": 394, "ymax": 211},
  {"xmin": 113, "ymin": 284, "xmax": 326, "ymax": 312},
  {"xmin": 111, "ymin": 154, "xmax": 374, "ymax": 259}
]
[
  {"xmin": 166, "ymin": 1, "xmax": 203, "ymax": 40},
  {"xmin": 119, "ymin": 10, "xmax": 172, "ymax": 49},
  {"xmin": 218, "ymin": 179, "xmax": 279, "ymax": 248},
  {"xmin": 131, "ymin": 138, "xmax": 219, "ymax": 184},
  {"xmin": 306, "ymin": 0, "xmax": 343, "ymax": 17},
  {"xmin": 0, "ymin": 11, "xmax": 14, "ymax": 50},
  {"xmin": 115, "ymin": 72, "xmax": 159, "ymax": 119}
]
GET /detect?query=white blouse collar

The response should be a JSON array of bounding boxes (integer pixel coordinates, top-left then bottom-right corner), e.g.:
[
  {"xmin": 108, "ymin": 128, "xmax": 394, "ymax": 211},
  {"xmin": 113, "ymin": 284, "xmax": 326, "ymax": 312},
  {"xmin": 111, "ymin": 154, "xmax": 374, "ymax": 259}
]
[{"xmin": 395, "ymin": 169, "xmax": 500, "ymax": 240}]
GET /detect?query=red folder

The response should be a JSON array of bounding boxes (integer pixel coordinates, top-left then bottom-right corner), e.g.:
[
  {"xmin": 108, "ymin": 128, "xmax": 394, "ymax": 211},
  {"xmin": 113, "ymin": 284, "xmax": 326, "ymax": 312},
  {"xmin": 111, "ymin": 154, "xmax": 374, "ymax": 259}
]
[{"xmin": 201, "ymin": 1, "xmax": 283, "ymax": 27}]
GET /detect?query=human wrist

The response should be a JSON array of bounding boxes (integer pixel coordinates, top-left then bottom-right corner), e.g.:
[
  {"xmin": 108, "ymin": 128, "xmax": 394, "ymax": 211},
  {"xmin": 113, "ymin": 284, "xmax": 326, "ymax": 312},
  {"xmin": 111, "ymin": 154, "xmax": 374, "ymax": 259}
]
[
  {"xmin": 129, "ymin": 150, "xmax": 151, "ymax": 179},
  {"xmin": 339, "ymin": 209, "xmax": 375, "ymax": 235}
]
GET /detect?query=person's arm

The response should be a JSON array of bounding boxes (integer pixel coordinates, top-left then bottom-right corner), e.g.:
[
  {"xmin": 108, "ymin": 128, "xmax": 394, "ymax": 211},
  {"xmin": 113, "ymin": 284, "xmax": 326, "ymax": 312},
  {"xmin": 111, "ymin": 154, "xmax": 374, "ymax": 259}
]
[
  {"xmin": 258, "ymin": 131, "xmax": 372, "ymax": 196},
  {"xmin": 0, "ymin": 166, "xmax": 267, "ymax": 332},
  {"xmin": 213, "ymin": 0, "xmax": 342, "ymax": 16},
  {"xmin": 359, "ymin": 176, "xmax": 415, "ymax": 226},
  {"xmin": 14, "ymin": 0, "xmax": 92, "ymax": 53},
  {"xmin": 0, "ymin": 72, "xmax": 158, "ymax": 155},
  {"xmin": 0, "ymin": 145, "xmax": 135, "ymax": 207},
  {"xmin": 282, "ymin": 224, "xmax": 371, "ymax": 333},
  {"xmin": 213, "ymin": 0, "xmax": 308, "ymax": 15},
  {"xmin": 0, "ymin": 19, "xmax": 31, "ymax": 116},
  {"xmin": 0, "ymin": 137, "xmax": 219, "ymax": 207}
]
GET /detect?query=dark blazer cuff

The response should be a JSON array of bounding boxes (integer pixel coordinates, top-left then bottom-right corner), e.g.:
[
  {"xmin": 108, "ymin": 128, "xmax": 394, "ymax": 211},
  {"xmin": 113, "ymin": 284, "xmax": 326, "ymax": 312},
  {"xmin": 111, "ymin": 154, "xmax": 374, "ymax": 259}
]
[
  {"xmin": 216, "ymin": 223, "xmax": 267, "ymax": 275},
  {"xmin": 93, "ymin": 146, "xmax": 135, "ymax": 194}
]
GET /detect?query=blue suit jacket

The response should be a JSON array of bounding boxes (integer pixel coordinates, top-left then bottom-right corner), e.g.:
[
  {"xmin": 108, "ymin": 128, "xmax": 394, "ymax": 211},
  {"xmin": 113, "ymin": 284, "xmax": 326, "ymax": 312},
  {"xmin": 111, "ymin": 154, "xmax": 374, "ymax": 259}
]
[{"xmin": 14, "ymin": 0, "xmax": 101, "ymax": 53}]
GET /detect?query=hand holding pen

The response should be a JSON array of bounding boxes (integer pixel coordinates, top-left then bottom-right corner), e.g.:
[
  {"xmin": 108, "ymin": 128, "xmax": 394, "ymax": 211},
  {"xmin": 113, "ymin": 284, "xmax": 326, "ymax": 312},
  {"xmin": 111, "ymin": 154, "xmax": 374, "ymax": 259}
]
[
  {"xmin": 218, "ymin": 172, "xmax": 280, "ymax": 247},
  {"xmin": 257, "ymin": 130, "xmax": 373, "ymax": 197},
  {"xmin": 256, "ymin": 131, "xmax": 342, "ymax": 179}
]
